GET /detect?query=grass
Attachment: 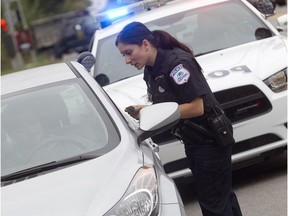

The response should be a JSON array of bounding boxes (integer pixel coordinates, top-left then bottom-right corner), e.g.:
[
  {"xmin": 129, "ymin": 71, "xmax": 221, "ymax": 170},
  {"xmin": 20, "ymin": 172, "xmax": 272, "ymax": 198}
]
[{"xmin": 1, "ymin": 49, "xmax": 61, "ymax": 75}]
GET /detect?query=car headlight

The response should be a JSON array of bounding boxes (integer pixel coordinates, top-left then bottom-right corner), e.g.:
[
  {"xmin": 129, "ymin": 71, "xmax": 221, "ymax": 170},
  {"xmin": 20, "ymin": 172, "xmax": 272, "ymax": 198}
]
[
  {"xmin": 104, "ymin": 166, "xmax": 159, "ymax": 216},
  {"xmin": 264, "ymin": 68, "xmax": 287, "ymax": 93}
]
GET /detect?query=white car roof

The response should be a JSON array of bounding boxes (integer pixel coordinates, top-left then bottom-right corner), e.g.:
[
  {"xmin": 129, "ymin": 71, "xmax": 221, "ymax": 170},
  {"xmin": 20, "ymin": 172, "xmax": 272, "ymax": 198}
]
[{"xmin": 1, "ymin": 63, "xmax": 76, "ymax": 95}]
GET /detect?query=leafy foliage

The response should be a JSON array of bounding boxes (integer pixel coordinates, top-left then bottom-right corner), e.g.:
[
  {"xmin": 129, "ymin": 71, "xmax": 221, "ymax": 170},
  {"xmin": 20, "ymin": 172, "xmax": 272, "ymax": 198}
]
[{"xmin": 21, "ymin": 0, "xmax": 90, "ymax": 23}]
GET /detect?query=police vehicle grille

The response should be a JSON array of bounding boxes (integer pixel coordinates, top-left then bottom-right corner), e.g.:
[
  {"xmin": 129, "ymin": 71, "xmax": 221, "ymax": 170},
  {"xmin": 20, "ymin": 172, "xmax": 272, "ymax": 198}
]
[
  {"xmin": 214, "ymin": 85, "xmax": 272, "ymax": 124},
  {"xmin": 232, "ymin": 133, "xmax": 282, "ymax": 155}
]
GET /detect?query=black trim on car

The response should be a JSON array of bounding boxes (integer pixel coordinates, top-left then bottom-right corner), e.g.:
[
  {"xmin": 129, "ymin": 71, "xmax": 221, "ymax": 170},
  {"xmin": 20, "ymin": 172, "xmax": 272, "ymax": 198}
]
[{"xmin": 163, "ymin": 133, "xmax": 283, "ymax": 174}]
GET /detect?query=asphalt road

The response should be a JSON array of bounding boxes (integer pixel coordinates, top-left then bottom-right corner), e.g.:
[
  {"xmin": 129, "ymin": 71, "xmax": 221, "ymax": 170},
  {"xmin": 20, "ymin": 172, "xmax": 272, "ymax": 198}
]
[
  {"xmin": 267, "ymin": 4, "xmax": 287, "ymax": 28},
  {"xmin": 176, "ymin": 152, "xmax": 287, "ymax": 216}
]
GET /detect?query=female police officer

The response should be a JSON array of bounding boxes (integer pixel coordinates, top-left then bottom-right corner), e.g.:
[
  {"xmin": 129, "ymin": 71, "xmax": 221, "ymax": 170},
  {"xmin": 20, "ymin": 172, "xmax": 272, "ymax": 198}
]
[{"xmin": 115, "ymin": 22, "xmax": 242, "ymax": 216}]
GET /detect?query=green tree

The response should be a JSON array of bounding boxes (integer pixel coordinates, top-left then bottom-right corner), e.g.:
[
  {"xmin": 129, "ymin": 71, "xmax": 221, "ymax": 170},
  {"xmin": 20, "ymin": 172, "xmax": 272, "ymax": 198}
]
[{"xmin": 21, "ymin": 0, "xmax": 90, "ymax": 23}]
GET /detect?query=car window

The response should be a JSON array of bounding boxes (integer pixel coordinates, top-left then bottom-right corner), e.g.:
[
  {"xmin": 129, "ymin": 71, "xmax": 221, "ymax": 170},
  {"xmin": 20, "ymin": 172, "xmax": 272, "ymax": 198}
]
[
  {"xmin": 95, "ymin": 34, "xmax": 144, "ymax": 85},
  {"xmin": 1, "ymin": 80, "xmax": 119, "ymax": 176},
  {"xmin": 94, "ymin": 1, "xmax": 273, "ymax": 85}
]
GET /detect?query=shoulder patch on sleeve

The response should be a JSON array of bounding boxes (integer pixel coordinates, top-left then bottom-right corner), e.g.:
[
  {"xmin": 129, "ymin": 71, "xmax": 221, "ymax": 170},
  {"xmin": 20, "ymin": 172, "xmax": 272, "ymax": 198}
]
[{"xmin": 170, "ymin": 64, "xmax": 190, "ymax": 85}]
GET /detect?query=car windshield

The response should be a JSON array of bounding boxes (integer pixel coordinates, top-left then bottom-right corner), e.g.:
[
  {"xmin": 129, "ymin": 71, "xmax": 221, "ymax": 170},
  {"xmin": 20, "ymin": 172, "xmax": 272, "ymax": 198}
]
[
  {"xmin": 1, "ymin": 80, "xmax": 119, "ymax": 176},
  {"xmin": 94, "ymin": 1, "xmax": 273, "ymax": 85}
]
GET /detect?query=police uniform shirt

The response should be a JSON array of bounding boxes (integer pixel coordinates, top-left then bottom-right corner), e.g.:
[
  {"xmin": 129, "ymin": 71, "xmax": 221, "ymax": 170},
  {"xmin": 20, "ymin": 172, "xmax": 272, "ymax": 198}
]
[{"xmin": 144, "ymin": 48, "xmax": 211, "ymax": 107}]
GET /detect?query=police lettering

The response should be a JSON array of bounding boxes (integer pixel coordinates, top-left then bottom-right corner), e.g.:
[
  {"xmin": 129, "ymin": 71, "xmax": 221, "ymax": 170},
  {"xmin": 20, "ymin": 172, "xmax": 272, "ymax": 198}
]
[{"xmin": 207, "ymin": 65, "xmax": 252, "ymax": 79}]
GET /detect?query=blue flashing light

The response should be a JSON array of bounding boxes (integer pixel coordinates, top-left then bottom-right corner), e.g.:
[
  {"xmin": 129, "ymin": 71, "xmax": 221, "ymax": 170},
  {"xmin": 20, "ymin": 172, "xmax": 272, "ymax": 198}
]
[{"xmin": 107, "ymin": 8, "xmax": 129, "ymax": 20}]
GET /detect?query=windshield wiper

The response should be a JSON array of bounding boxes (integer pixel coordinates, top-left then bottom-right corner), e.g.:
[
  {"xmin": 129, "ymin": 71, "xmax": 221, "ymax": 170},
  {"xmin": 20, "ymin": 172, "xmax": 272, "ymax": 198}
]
[
  {"xmin": 195, "ymin": 49, "xmax": 223, "ymax": 57},
  {"xmin": 1, "ymin": 154, "xmax": 98, "ymax": 182}
]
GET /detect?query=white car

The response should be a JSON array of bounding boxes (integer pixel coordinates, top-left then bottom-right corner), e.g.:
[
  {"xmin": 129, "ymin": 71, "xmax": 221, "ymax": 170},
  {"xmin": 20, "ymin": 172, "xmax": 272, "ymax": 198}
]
[
  {"xmin": 89, "ymin": 0, "xmax": 287, "ymax": 179},
  {"xmin": 1, "ymin": 62, "xmax": 186, "ymax": 216}
]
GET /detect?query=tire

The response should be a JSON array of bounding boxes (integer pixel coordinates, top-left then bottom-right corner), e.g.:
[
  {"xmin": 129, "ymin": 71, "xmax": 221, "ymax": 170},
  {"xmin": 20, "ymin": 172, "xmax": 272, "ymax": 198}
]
[{"xmin": 53, "ymin": 44, "xmax": 63, "ymax": 59}]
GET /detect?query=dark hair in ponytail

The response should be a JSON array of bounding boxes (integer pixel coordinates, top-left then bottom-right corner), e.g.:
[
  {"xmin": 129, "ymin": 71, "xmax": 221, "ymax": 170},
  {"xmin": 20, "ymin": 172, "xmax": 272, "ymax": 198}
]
[
  {"xmin": 116, "ymin": 22, "xmax": 193, "ymax": 55},
  {"xmin": 152, "ymin": 30, "xmax": 193, "ymax": 55}
]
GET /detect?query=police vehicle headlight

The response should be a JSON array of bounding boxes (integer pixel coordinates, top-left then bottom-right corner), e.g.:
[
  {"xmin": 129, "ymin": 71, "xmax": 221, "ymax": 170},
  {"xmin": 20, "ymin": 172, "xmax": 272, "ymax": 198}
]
[
  {"xmin": 264, "ymin": 68, "xmax": 287, "ymax": 93},
  {"xmin": 104, "ymin": 166, "xmax": 159, "ymax": 216}
]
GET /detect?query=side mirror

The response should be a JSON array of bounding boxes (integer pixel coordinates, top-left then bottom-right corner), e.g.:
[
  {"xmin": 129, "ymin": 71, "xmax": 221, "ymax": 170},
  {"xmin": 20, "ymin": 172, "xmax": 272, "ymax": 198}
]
[
  {"xmin": 95, "ymin": 74, "xmax": 110, "ymax": 86},
  {"xmin": 255, "ymin": 28, "xmax": 273, "ymax": 40},
  {"xmin": 252, "ymin": 0, "xmax": 275, "ymax": 16},
  {"xmin": 277, "ymin": 14, "xmax": 287, "ymax": 32},
  {"xmin": 77, "ymin": 51, "xmax": 96, "ymax": 72},
  {"xmin": 136, "ymin": 102, "xmax": 180, "ymax": 144}
]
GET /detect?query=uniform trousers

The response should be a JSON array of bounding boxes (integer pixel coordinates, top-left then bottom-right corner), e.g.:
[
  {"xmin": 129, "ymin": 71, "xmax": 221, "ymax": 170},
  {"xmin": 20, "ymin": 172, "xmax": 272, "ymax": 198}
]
[{"xmin": 184, "ymin": 139, "xmax": 242, "ymax": 216}]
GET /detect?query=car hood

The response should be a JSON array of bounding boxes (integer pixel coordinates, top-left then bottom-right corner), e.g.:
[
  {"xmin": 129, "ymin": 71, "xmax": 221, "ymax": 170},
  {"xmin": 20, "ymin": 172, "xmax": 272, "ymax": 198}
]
[
  {"xmin": 104, "ymin": 75, "xmax": 149, "ymax": 110},
  {"xmin": 104, "ymin": 36, "xmax": 287, "ymax": 108},
  {"xmin": 2, "ymin": 142, "xmax": 143, "ymax": 216}
]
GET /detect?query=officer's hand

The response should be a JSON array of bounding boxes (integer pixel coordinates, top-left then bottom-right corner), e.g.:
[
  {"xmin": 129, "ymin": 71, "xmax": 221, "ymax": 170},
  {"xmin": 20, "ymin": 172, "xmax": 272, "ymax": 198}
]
[{"xmin": 125, "ymin": 105, "xmax": 143, "ymax": 120}]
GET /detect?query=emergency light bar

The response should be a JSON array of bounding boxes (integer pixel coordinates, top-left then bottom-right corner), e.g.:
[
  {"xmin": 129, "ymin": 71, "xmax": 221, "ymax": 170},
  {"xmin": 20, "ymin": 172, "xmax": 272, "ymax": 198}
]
[
  {"xmin": 107, "ymin": 8, "xmax": 129, "ymax": 19},
  {"xmin": 95, "ymin": 0, "xmax": 172, "ymax": 28}
]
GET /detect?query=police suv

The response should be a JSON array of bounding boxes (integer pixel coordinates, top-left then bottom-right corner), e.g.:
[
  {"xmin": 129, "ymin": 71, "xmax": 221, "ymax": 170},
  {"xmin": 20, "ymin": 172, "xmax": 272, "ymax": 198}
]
[{"xmin": 88, "ymin": 0, "xmax": 287, "ymax": 179}]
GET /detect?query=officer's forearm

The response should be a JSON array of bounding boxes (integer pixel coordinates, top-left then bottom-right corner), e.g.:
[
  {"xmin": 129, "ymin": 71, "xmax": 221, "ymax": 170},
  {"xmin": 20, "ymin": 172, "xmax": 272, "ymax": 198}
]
[{"xmin": 178, "ymin": 97, "xmax": 204, "ymax": 119}]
